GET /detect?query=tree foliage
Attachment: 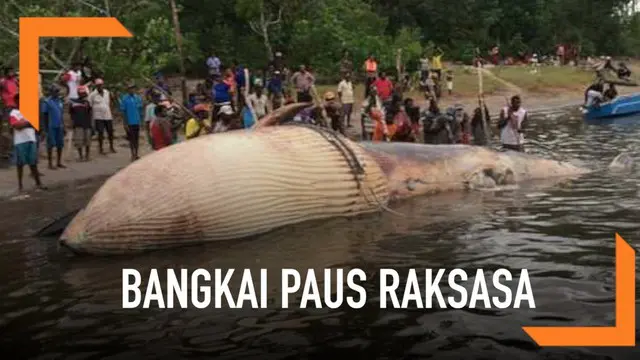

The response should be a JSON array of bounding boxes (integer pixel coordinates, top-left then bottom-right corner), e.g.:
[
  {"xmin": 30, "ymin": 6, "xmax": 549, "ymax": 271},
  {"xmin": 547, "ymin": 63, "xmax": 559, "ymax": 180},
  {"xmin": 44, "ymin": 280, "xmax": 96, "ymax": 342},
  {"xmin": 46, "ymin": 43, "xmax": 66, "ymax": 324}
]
[{"xmin": 0, "ymin": 0, "xmax": 639, "ymax": 84}]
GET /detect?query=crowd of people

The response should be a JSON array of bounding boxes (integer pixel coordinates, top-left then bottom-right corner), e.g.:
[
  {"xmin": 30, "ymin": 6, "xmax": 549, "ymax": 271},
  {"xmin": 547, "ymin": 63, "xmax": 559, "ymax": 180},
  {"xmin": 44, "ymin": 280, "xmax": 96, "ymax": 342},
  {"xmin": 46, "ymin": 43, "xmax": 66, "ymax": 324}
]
[{"xmin": 0, "ymin": 48, "xmax": 534, "ymax": 192}]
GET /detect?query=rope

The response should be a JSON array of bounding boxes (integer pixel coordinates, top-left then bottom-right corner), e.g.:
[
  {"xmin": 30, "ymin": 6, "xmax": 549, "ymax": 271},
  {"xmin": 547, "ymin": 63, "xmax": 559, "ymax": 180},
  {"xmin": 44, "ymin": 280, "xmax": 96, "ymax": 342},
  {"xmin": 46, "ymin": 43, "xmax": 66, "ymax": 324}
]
[{"xmin": 282, "ymin": 123, "xmax": 409, "ymax": 217}]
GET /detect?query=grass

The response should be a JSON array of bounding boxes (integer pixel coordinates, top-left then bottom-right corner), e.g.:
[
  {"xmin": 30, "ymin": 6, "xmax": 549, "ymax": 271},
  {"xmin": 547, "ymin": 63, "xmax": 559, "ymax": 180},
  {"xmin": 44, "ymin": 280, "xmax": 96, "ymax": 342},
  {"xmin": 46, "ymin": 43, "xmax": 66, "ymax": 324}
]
[
  {"xmin": 491, "ymin": 65, "xmax": 595, "ymax": 93},
  {"xmin": 314, "ymin": 67, "xmax": 501, "ymax": 106},
  {"xmin": 447, "ymin": 66, "xmax": 501, "ymax": 96}
]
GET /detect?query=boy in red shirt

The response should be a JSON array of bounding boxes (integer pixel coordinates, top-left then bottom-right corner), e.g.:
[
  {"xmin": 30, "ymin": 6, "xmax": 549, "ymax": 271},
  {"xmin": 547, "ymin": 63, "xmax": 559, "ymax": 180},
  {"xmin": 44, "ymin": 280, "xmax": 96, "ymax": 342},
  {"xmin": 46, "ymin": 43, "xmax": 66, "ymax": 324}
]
[
  {"xmin": 373, "ymin": 72, "xmax": 394, "ymax": 103},
  {"xmin": 1, "ymin": 66, "xmax": 18, "ymax": 135},
  {"xmin": 149, "ymin": 106, "xmax": 173, "ymax": 150}
]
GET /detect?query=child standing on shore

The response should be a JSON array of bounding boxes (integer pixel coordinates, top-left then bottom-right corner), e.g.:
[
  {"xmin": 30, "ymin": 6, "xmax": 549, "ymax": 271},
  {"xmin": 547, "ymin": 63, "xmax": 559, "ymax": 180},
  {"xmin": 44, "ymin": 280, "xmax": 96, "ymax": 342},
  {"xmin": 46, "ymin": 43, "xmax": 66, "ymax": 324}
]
[
  {"xmin": 446, "ymin": 70, "xmax": 454, "ymax": 95},
  {"xmin": 9, "ymin": 94, "xmax": 46, "ymax": 192}
]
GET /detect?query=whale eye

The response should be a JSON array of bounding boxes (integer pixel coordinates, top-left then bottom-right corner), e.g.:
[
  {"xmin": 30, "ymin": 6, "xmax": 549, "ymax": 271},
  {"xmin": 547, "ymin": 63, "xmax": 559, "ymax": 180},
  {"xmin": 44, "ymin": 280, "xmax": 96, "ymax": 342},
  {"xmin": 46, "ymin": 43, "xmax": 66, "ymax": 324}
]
[{"xmin": 406, "ymin": 179, "xmax": 417, "ymax": 191}]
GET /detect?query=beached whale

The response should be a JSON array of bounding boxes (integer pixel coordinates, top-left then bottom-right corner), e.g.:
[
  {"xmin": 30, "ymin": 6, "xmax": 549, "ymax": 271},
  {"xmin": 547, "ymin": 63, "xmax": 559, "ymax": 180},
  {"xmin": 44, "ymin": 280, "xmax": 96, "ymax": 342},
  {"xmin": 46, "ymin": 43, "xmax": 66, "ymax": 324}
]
[{"xmin": 58, "ymin": 104, "xmax": 629, "ymax": 254}]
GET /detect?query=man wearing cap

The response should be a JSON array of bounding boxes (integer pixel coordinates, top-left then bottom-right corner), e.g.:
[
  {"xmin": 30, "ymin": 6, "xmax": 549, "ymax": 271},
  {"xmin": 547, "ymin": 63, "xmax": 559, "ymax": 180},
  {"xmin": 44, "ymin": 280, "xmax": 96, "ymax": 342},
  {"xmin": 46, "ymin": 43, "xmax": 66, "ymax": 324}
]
[
  {"xmin": 88, "ymin": 78, "xmax": 116, "ymax": 154},
  {"xmin": 119, "ymin": 83, "xmax": 144, "ymax": 161},
  {"xmin": 69, "ymin": 86, "xmax": 92, "ymax": 161},
  {"xmin": 41, "ymin": 85, "xmax": 66, "ymax": 169}
]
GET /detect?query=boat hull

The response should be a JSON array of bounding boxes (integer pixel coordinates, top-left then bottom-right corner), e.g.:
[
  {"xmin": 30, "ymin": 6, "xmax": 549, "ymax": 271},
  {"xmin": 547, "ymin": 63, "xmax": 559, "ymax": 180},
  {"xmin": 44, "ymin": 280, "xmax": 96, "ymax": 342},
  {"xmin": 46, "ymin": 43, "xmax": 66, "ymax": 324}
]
[{"xmin": 583, "ymin": 93, "xmax": 640, "ymax": 120}]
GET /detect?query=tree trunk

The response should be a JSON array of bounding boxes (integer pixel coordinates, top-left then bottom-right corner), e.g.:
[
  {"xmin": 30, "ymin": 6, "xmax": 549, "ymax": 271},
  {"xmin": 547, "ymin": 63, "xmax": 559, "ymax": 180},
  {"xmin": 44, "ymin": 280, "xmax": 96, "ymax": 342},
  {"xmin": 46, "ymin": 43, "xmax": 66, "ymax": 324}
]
[
  {"xmin": 259, "ymin": 10, "xmax": 274, "ymax": 62},
  {"xmin": 169, "ymin": 0, "xmax": 188, "ymax": 105},
  {"xmin": 105, "ymin": 0, "xmax": 113, "ymax": 52},
  {"xmin": 263, "ymin": 28, "xmax": 274, "ymax": 62}
]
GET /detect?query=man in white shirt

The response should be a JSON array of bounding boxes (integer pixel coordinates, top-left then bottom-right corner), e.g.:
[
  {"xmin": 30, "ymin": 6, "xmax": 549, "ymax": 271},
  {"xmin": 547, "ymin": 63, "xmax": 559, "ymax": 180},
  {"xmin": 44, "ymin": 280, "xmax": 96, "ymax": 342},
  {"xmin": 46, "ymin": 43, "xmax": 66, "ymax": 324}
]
[
  {"xmin": 88, "ymin": 78, "xmax": 115, "ymax": 154},
  {"xmin": 247, "ymin": 80, "xmax": 269, "ymax": 120},
  {"xmin": 584, "ymin": 83, "xmax": 604, "ymax": 108},
  {"xmin": 206, "ymin": 51, "xmax": 222, "ymax": 78},
  {"xmin": 337, "ymin": 72, "xmax": 355, "ymax": 128},
  {"xmin": 419, "ymin": 53, "xmax": 431, "ymax": 79},
  {"xmin": 8, "ymin": 94, "xmax": 46, "ymax": 191},
  {"xmin": 61, "ymin": 61, "xmax": 83, "ymax": 101},
  {"xmin": 498, "ymin": 95, "xmax": 527, "ymax": 152}
]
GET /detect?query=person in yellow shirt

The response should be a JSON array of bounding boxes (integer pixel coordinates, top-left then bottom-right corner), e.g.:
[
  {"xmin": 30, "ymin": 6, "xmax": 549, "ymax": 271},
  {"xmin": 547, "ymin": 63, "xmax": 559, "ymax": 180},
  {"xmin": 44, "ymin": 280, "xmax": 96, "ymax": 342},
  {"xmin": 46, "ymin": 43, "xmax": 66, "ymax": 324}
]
[
  {"xmin": 185, "ymin": 104, "xmax": 213, "ymax": 140},
  {"xmin": 431, "ymin": 47, "xmax": 444, "ymax": 81}
]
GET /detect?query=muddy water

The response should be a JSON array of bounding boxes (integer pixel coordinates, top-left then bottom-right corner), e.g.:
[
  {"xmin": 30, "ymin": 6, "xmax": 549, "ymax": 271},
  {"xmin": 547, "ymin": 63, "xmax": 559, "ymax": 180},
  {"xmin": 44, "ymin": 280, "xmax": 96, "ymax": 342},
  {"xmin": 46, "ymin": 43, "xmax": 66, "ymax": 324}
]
[{"xmin": 1, "ymin": 112, "xmax": 640, "ymax": 359}]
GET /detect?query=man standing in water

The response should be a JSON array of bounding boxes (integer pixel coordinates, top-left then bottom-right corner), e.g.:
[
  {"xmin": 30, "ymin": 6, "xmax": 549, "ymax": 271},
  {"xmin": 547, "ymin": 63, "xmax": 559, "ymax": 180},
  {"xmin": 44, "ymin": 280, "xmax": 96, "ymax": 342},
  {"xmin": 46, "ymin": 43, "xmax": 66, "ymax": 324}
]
[
  {"xmin": 9, "ymin": 94, "xmax": 46, "ymax": 192},
  {"xmin": 88, "ymin": 78, "xmax": 116, "ymax": 154},
  {"xmin": 120, "ymin": 83, "xmax": 143, "ymax": 161},
  {"xmin": 498, "ymin": 95, "xmax": 527, "ymax": 152},
  {"xmin": 471, "ymin": 95, "xmax": 491, "ymax": 146}
]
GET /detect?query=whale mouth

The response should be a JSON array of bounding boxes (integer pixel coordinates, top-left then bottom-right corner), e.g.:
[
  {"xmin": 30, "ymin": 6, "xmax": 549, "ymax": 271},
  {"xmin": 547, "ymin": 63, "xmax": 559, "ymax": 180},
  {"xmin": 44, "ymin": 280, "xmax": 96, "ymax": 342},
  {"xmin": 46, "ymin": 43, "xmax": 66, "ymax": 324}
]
[
  {"xmin": 58, "ymin": 232, "xmax": 88, "ymax": 255},
  {"xmin": 35, "ymin": 209, "xmax": 81, "ymax": 237},
  {"xmin": 57, "ymin": 209, "xmax": 91, "ymax": 254}
]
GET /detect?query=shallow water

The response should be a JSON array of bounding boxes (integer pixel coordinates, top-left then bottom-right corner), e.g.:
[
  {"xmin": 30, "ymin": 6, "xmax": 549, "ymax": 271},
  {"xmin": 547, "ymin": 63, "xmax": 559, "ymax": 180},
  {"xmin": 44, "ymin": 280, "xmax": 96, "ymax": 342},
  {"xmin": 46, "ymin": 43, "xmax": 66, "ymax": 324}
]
[{"xmin": 1, "ymin": 112, "xmax": 640, "ymax": 359}]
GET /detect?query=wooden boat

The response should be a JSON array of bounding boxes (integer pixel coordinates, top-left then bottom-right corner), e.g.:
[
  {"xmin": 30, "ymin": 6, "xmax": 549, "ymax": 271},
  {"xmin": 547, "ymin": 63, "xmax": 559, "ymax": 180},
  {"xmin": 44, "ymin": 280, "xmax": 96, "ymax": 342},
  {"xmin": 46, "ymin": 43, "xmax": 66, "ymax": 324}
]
[{"xmin": 583, "ymin": 92, "xmax": 640, "ymax": 120}]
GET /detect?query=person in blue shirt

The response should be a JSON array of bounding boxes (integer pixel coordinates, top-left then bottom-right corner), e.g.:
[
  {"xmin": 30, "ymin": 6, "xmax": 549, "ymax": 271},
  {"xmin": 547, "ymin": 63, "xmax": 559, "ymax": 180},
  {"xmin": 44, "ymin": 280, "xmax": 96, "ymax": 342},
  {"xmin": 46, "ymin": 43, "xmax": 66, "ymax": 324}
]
[
  {"xmin": 211, "ymin": 74, "xmax": 232, "ymax": 121},
  {"xmin": 41, "ymin": 85, "xmax": 66, "ymax": 169},
  {"xmin": 119, "ymin": 83, "xmax": 144, "ymax": 161},
  {"xmin": 267, "ymin": 70, "xmax": 284, "ymax": 110},
  {"xmin": 233, "ymin": 61, "xmax": 246, "ymax": 107},
  {"xmin": 145, "ymin": 72, "xmax": 171, "ymax": 101}
]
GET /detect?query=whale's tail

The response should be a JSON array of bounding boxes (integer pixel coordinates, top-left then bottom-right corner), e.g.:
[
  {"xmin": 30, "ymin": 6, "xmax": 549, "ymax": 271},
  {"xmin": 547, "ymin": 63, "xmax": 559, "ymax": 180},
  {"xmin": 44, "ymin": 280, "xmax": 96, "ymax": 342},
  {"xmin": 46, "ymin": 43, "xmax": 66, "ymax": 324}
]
[{"xmin": 608, "ymin": 153, "xmax": 635, "ymax": 171}]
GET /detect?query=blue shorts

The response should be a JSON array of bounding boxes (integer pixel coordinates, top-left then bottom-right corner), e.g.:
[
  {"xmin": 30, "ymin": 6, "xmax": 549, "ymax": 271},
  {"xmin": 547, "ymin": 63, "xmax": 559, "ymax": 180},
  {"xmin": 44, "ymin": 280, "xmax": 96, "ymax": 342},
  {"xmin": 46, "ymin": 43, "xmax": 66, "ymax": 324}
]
[
  {"xmin": 47, "ymin": 127, "xmax": 65, "ymax": 149},
  {"xmin": 14, "ymin": 141, "xmax": 37, "ymax": 166}
]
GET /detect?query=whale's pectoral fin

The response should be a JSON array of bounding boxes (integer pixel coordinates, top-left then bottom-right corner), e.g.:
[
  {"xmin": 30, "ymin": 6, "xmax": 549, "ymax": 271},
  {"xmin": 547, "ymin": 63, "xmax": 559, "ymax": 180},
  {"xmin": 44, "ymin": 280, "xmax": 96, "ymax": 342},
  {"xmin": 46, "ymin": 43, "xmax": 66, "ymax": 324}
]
[
  {"xmin": 608, "ymin": 153, "xmax": 635, "ymax": 172},
  {"xmin": 464, "ymin": 166, "xmax": 516, "ymax": 191},
  {"xmin": 254, "ymin": 102, "xmax": 314, "ymax": 128}
]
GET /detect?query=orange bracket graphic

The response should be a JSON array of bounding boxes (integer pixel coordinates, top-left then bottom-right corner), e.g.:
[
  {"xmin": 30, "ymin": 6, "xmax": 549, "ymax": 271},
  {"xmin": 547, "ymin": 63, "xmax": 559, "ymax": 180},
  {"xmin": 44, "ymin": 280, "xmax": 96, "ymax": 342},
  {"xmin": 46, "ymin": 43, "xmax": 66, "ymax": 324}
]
[
  {"xmin": 19, "ymin": 17, "xmax": 132, "ymax": 130},
  {"xmin": 523, "ymin": 233, "xmax": 636, "ymax": 347}
]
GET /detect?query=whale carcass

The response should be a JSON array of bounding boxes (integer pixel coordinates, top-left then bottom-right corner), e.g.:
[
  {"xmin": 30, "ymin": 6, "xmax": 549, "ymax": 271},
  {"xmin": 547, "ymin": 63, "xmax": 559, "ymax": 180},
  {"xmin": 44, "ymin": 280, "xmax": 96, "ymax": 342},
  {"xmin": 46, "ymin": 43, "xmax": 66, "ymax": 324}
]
[{"xmin": 60, "ymin": 106, "xmax": 596, "ymax": 254}]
